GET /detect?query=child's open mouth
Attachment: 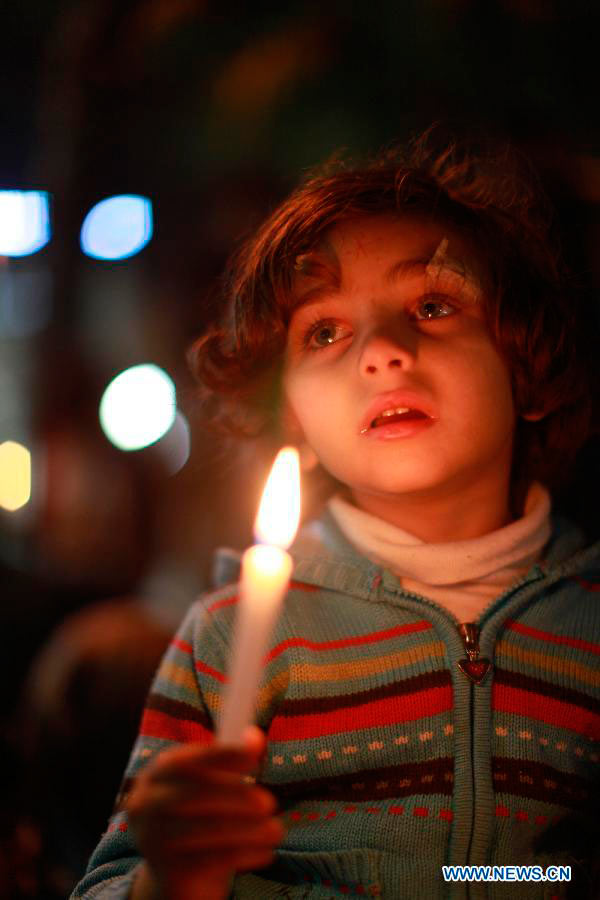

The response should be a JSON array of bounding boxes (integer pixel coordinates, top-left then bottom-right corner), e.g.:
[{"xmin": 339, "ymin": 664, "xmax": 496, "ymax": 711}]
[
  {"xmin": 360, "ymin": 393, "xmax": 435, "ymax": 439},
  {"xmin": 369, "ymin": 407, "xmax": 430, "ymax": 429}
]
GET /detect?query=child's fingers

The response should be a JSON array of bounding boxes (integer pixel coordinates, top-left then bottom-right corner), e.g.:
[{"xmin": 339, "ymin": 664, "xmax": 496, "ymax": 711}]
[
  {"xmin": 233, "ymin": 848, "xmax": 276, "ymax": 873},
  {"xmin": 160, "ymin": 816, "xmax": 285, "ymax": 854},
  {"xmin": 128, "ymin": 779, "xmax": 277, "ymax": 819},
  {"xmin": 138, "ymin": 812, "xmax": 284, "ymax": 871},
  {"xmin": 127, "ymin": 730, "xmax": 277, "ymax": 886},
  {"xmin": 162, "ymin": 846, "xmax": 276, "ymax": 896},
  {"xmin": 174, "ymin": 782, "xmax": 276, "ymax": 816},
  {"xmin": 136, "ymin": 762, "xmax": 273, "ymax": 795},
  {"xmin": 151, "ymin": 765, "xmax": 268, "ymax": 794},
  {"xmin": 184, "ymin": 846, "xmax": 276, "ymax": 875},
  {"xmin": 239, "ymin": 724, "xmax": 267, "ymax": 758},
  {"xmin": 152, "ymin": 746, "xmax": 254, "ymax": 778},
  {"xmin": 147, "ymin": 735, "xmax": 265, "ymax": 781}
]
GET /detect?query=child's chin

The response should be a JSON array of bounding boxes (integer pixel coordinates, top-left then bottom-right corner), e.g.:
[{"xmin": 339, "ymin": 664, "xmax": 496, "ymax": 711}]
[{"xmin": 359, "ymin": 472, "xmax": 449, "ymax": 497}]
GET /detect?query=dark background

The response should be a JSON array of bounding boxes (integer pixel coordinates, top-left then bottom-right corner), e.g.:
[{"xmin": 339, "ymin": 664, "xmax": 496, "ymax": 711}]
[{"xmin": 1, "ymin": 2, "xmax": 599, "ymax": 896}]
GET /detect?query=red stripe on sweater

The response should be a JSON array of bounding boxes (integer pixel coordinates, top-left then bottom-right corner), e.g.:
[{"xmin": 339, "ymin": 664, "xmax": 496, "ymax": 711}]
[
  {"xmin": 207, "ymin": 595, "xmax": 238, "ymax": 614},
  {"xmin": 171, "ymin": 640, "xmax": 227, "ymax": 682},
  {"xmin": 205, "ymin": 581, "xmax": 316, "ymax": 618},
  {"xmin": 505, "ymin": 621, "xmax": 600, "ymax": 655},
  {"xmin": 493, "ymin": 684, "xmax": 600, "ymax": 740},
  {"xmin": 570, "ymin": 576, "xmax": 600, "ymax": 592},
  {"xmin": 265, "ymin": 621, "xmax": 433, "ymax": 664},
  {"xmin": 140, "ymin": 708, "xmax": 213, "ymax": 743},
  {"xmin": 203, "ymin": 583, "xmax": 317, "ymax": 616},
  {"xmin": 268, "ymin": 684, "xmax": 452, "ymax": 741},
  {"xmin": 290, "ymin": 580, "xmax": 319, "ymax": 592},
  {"xmin": 195, "ymin": 660, "xmax": 227, "ymax": 682}
]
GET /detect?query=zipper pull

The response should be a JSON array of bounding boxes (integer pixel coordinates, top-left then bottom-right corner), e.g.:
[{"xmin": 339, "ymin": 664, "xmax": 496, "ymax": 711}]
[{"xmin": 457, "ymin": 623, "xmax": 492, "ymax": 685}]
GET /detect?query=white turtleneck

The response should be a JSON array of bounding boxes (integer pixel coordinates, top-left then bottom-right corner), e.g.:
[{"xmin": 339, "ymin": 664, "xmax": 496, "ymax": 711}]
[{"xmin": 327, "ymin": 483, "xmax": 552, "ymax": 622}]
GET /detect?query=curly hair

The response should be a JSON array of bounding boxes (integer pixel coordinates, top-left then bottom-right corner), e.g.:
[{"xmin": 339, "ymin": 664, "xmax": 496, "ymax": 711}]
[{"xmin": 188, "ymin": 128, "xmax": 597, "ymax": 498}]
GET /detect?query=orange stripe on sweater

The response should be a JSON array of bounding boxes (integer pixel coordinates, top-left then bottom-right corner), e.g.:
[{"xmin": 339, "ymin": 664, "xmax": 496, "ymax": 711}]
[
  {"xmin": 265, "ymin": 621, "xmax": 433, "ymax": 664},
  {"xmin": 157, "ymin": 660, "xmax": 198, "ymax": 693},
  {"xmin": 493, "ymin": 684, "xmax": 600, "ymax": 740},
  {"xmin": 287, "ymin": 642, "xmax": 447, "ymax": 683},
  {"xmin": 495, "ymin": 642, "xmax": 600, "ymax": 688},
  {"xmin": 140, "ymin": 708, "xmax": 213, "ymax": 743},
  {"xmin": 505, "ymin": 621, "xmax": 600, "ymax": 655},
  {"xmin": 268, "ymin": 684, "xmax": 452, "ymax": 741}
]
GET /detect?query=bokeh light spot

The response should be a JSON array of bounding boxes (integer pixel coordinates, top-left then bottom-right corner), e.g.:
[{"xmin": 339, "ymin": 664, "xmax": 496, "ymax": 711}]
[
  {"xmin": 0, "ymin": 440, "xmax": 32, "ymax": 511},
  {"xmin": 80, "ymin": 194, "xmax": 153, "ymax": 260},
  {"xmin": 156, "ymin": 410, "xmax": 191, "ymax": 475},
  {"xmin": 0, "ymin": 191, "xmax": 50, "ymax": 257},
  {"xmin": 99, "ymin": 364, "xmax": 176, "ymax": 451}
]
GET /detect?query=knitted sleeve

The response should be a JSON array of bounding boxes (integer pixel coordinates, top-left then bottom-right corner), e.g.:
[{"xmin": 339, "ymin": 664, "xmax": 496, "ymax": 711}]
[{"xmin": 70, "ymin": 589, "xmax": 235, "ymax": 899}]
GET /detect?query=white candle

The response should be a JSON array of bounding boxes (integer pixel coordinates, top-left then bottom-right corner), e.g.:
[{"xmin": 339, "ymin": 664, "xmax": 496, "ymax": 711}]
[{"xmin": 217, "ymin": 447, "xmax": 301, "ymax": 745}]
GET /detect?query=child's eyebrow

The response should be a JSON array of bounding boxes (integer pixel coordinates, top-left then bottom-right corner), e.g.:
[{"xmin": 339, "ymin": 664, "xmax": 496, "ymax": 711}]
[
  {"xmin": 385, "ymin": 256, "xmax": 432, "ymax": 284},
  {"xmin": 291, "ymin": 249, "xmax": 341, "ymax": 311},
  {"xmin": 291, "ymin": 255, "xmax": 433, "ymax": 313}
]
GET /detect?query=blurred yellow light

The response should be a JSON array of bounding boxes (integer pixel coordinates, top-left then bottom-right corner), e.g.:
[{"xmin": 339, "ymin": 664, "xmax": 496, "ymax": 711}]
[{"xmin": 0, "ymin": 440, "xmax": 31, "ymax": 511}]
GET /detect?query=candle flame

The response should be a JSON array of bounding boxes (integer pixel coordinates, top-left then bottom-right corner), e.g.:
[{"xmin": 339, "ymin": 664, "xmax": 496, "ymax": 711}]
[{"xmin": 254, "ymin": 446, "xmax": 301, "ymax": 548}]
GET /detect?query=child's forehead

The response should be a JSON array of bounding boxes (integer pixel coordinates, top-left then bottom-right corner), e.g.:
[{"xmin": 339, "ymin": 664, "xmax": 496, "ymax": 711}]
[
  {"xmin": 292, "ymin": 213, "xmax": 485, "ymax": 295},
  {"xmin": 297, "ymin": 214, "xmax": 479, "ymax": 268},
  {"xmin": 326, "ymin": 213, "xmax": 447, "ymax": 252}
]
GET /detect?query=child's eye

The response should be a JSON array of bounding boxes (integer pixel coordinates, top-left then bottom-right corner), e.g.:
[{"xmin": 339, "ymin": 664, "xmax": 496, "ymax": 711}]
[
  {"xmin": 413, "ymin": 295, "xmax": 457, "ymax": 320},
  {"xmin": 303, "ymin": 319, "xmax": 352, "ymax": 350}
]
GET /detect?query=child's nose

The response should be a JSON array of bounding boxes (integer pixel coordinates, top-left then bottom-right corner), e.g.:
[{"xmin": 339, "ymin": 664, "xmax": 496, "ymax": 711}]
[{"xmin": 359, "ymin": 327, "xmax": 416, "ymax": 376}]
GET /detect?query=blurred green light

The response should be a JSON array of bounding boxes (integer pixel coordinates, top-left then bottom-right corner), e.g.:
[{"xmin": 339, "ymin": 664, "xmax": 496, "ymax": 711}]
[{"xmin": 99, "ymin": 364, "xmax": 176, "ymax": 451}]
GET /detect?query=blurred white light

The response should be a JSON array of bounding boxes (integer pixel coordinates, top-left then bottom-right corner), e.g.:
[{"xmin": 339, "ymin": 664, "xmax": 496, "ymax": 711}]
[
  {"xmin": 99, "ymin": 364, "xmax": 176, "ymax": 451},
  {"xmin": 80, "ymin": 194, "xmax": 153, "ymax": 260},
  {"xmin": 0, "ymin": 440, "xmax": 31, "ymax": 511},
  {"xmin": 156, "ymin": 410, "xmax": 191, "ymax": 475},
  {"xmin": 0, "ymin": 191, "xmax": 50, "ymax": 257}
]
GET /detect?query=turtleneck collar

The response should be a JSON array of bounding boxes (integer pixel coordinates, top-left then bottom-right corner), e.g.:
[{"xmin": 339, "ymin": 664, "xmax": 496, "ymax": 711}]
[{"xmin": 326, "ymin": 483, "xmax": 552, "ymax": 621}]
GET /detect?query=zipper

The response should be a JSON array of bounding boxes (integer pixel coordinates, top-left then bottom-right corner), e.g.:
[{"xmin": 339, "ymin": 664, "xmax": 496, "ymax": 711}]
[
  {"xmin": 456, "ymin": 623, "xmax": 492, "ymax": 899},
  {"xmin": 457, "ymin": 622, "xmax": 491, "ymax": 685}
]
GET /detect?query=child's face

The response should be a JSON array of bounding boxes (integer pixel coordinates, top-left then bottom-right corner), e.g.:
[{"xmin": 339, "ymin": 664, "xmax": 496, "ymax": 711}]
[{"xmin": 282, "ymin": 214, "xmax": 517, "ymax": 513}]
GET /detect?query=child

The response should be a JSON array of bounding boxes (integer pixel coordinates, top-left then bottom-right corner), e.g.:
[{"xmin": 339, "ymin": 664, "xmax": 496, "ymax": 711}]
[{"xmin": 73, "ymin": 131, "xmax": 600, "ymax": 899}]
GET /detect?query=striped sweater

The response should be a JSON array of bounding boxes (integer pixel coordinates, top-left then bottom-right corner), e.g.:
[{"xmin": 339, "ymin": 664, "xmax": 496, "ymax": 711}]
[{"xmin": 73, "ymin": 510, "xmax": 600, "ymax": 899}]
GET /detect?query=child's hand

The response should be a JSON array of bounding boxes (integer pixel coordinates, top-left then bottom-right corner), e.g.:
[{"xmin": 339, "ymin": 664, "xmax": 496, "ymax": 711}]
[{"xmin": 126, "ymin": 726, "xmax": 284, "ymax": 900}]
